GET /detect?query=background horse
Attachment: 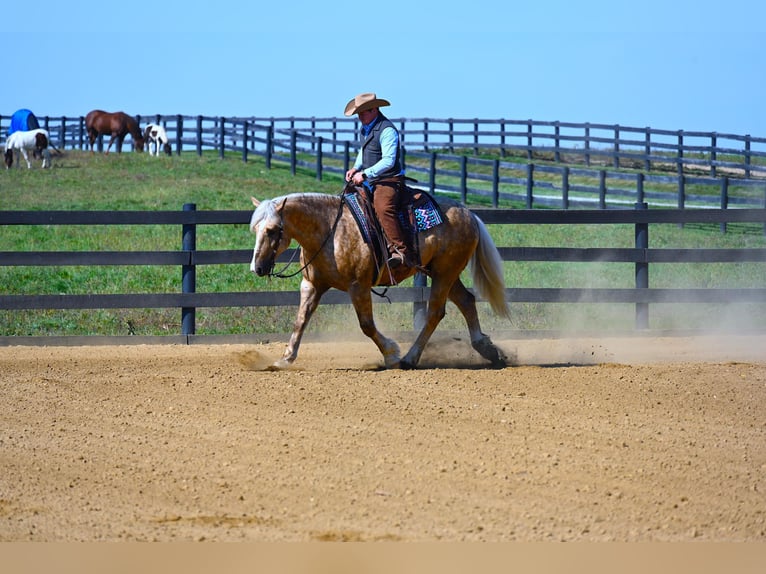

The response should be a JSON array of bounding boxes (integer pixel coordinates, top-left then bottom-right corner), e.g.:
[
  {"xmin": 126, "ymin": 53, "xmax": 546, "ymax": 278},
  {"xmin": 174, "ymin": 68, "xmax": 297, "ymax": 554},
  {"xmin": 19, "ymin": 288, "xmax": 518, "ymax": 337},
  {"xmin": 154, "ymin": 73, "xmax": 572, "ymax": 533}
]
[
  {"xmin": 4, "ymin": 128, "xmax": 55, "ymax": 169},
  {"xmin": 249, "ymin": 192, "xmax": 510, "ymax": 369},
  {"xmin": 143, "ymin": 123, "xmax": 172, "ymax": 156},
  {"xmin": 85, "ymin": 110, "xmax": 145, "ymax": 154}
]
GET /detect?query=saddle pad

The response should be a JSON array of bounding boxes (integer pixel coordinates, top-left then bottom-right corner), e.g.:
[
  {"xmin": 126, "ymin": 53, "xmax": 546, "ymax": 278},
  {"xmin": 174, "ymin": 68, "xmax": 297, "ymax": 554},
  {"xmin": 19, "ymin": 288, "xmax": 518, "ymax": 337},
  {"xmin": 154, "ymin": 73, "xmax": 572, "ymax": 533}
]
[{"xmin": 408, "ymin": 192, "xmax": 444, "ymax": 231}]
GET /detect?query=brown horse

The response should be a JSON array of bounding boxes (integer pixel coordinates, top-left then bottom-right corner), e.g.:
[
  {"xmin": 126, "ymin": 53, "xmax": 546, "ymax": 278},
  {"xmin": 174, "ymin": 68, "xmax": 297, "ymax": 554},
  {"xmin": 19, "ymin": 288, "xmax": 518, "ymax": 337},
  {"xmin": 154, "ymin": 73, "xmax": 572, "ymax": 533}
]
[
  {"xmin": 85, "ymin": 110, "xmax": 145, "ymax": 154},
  {"xmin": 249, "ymin": 191, "xmax": 511, "ymax": 370}
]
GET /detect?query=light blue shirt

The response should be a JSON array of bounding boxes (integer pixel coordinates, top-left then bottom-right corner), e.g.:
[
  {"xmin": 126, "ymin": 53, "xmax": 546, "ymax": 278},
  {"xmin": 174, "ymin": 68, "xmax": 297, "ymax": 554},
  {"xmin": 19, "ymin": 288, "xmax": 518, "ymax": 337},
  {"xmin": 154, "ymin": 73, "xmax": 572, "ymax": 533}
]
[{"xmin": 353, "ymin": 125, "xmax": 401, "ymax": 179}]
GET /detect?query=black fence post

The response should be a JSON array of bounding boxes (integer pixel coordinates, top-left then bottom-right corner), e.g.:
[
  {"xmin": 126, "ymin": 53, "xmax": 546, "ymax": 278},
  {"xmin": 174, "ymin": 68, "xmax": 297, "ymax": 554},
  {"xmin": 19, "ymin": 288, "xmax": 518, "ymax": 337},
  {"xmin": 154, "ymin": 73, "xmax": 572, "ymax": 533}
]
[
  {"xmin": 526, "ymin": 163, "xmax": 534, "ymax": 208},
  {"xmin": 182, "ymin": 203, "xmax": 197, "ymax": 336},
  {"xmin": 613, "ymin": 125, "xmax": 620, "ymax": 168},
  {"xmin": 711, "ymin": 133, "xmax": 717, "ymax": 178},
  {"xmin": 429, "ymin": 152, "xmax": 437, "ymax": 194},
  {"xmin": 460, "ymin": 155, "xmax": 468, "ymax": 203},
  {"xmin": 644, "ymin": 128, "xmax": 651, "ymax": 172},
  {"xmin": 492, "ymin": 159, "xmax": 500, "ymax": 207},
  {"xmin": 266, "ymin": 126, "xmax": 273, "ymax": 169},
  {"xmin": 634, "ymin": 201, "xmax": 649, "ymax": 330},
  {"xmin": 219, "ymin": 117, "xmax": 226, "ymax": 159},
  {"xmin": 196, "ymin": 116, "xmax": 203, "ymax": 156},
  {"xmin": 599, "ymin": 170, "xmax": 607, "ymax": 209},
  {"xmin": 562, "ymin": 166, "xmax": 569, "ymax": 209},
  {"xmin": 745, "ymin": 135, "xmax": 751, "ymax": 178},
  {"xmin": 242, "ymin": 120, "xmax": 249, "ymax": 163},
  {"xmin": 290, "ymin": 130, "xmax": 297, "ymax": 175},
  {"xmin": 79, "ymin": 116, "xmax": 85, "ymax": 150},
  {"xmin": 316, "ymin": 136, "xmax": 323, "ymax": 181},
  {"xmin": 413, "ymin": 272, "xmax": 427, "ymax": 331},
  {"xmin": 176, "ymin": 115, "xmax": 183, "ymax": 156},
  {"xmin": 720, "ymin": 176, "xmax": 729, "ymax": 233},
  {"xmin": 584, "ymin": 123, "xmax": 591, "ymax": 166},
  {"xmin": 554, "ymin": 122, "xmax": 561, "ymax": 163},
  {"xmin": 60, "ymin": 117, "xmax": 66, "ymax": 149}
]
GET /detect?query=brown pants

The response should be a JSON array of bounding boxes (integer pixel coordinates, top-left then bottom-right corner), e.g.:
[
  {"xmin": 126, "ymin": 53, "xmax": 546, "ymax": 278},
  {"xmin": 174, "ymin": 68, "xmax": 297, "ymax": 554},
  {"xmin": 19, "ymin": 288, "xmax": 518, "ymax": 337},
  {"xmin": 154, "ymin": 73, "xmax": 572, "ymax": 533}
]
[{"xmin": 372, "ymin": 179, "xmax": 409, "ymax": 260}]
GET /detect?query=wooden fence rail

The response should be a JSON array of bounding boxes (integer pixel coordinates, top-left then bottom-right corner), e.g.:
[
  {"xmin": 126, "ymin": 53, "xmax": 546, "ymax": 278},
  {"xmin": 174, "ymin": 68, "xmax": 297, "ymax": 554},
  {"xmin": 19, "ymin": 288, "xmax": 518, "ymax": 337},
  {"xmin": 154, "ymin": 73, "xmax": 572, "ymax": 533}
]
[
  {"xmin": 1, "ymin": 206, "xmax": 765, "ymax": 342},
  {"xmin": 4, "ymin": 114, "xmax": 766, "ymax": 213}
]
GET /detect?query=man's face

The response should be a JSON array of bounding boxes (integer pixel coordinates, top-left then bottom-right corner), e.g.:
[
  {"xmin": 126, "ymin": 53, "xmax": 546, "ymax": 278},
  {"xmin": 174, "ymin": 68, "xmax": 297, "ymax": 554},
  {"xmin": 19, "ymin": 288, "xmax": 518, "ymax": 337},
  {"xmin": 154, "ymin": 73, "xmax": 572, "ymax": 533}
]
[{"xmin": 358, "ymin": 108, "xmax": 379, "ymax": 124}]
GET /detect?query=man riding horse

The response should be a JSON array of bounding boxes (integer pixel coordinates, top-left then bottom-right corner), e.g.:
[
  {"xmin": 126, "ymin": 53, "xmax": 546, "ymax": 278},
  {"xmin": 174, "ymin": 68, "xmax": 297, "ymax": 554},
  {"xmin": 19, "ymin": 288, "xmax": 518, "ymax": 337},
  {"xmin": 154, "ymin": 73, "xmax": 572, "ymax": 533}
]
[{"xmin": 344, "ymin": 93, "xmax": 414, "ymax": 270}]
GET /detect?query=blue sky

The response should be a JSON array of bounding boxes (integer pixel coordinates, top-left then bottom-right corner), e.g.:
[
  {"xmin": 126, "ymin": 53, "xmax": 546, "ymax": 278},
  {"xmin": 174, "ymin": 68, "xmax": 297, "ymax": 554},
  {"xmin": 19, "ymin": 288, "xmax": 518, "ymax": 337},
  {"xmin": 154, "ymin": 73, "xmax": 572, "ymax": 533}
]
[{"xmin": 5, "ymin": 0, "xmax": 764, "ymax": 136}]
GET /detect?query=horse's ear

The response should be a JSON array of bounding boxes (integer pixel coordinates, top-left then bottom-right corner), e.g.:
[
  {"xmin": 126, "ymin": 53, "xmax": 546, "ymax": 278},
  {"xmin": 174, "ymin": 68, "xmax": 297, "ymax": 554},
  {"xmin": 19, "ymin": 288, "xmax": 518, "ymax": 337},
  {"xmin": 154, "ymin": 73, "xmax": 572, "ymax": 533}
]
[{"xmin": 251, "ymin": 197, "xmax": 260, "ymax": 207}]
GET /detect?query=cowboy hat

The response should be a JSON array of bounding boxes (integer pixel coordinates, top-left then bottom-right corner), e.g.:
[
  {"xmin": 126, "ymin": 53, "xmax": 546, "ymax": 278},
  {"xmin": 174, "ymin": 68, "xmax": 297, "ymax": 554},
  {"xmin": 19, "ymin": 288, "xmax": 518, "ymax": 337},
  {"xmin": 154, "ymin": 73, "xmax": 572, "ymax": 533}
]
[{"xmin": 344, "ymin": 93, "xmax": 391, "ymax": 116}]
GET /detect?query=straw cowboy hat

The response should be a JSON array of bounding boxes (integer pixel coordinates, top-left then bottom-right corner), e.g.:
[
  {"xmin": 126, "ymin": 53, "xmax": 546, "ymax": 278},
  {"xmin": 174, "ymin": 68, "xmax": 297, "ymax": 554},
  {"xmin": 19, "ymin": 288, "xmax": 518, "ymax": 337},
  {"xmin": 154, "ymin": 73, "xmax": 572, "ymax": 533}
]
[{"xmin": 344, "ymin": 93, "xmax": 391, "ymax": 116}]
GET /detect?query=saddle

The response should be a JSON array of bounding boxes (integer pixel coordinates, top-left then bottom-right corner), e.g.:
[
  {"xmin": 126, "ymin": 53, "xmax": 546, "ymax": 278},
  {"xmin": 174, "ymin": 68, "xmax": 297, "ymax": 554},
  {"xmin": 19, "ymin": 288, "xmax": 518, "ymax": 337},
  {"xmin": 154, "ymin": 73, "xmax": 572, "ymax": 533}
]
[{"xmin": 343, "ymin": 182, "xmax": 445, "ymax": 281}]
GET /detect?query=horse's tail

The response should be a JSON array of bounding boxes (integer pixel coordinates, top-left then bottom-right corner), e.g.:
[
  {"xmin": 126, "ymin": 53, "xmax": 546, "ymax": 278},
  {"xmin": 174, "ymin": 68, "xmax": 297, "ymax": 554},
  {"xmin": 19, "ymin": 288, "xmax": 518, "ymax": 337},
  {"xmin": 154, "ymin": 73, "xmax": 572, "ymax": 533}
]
[{"xmin": 471, "ymin": 214, "xmax": 511, "ymax": 319}]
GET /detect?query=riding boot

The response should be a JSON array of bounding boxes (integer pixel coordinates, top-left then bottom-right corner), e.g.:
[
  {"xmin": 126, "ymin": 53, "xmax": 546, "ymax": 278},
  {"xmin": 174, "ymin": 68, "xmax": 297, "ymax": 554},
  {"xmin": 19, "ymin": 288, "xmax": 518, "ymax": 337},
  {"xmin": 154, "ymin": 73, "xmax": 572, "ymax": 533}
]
[{"xmin": 373, "ymin": 181, "xmax": 411, "ymax": 268}]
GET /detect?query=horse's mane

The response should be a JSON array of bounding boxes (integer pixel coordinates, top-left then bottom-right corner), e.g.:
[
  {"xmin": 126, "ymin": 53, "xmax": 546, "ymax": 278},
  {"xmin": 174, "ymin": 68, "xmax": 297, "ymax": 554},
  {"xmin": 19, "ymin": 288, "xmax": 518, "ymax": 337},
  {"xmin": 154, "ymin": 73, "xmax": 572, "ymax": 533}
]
[{"xmin": 249, "ymin": 193, "xmax": 338, "ymax": 231}]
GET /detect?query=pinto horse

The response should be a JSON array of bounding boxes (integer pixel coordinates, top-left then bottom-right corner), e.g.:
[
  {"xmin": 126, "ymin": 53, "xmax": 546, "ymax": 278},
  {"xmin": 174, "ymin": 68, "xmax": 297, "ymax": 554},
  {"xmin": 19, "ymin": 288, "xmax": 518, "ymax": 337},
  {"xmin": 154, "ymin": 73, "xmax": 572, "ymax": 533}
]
[
  {"xmin": 4, "ymin": 128, "xmax": 55, "ymax": 169},
  {"xmin": 249, "ymin": 191, "xmax": 510, "ymax": 370},
  {"xmin": 85, "ymin": 110, "xmax": 145, "ymax": 154},
  {"xmin": 143, "ymin": 123, "xmax": 172, "ymax": 156}
]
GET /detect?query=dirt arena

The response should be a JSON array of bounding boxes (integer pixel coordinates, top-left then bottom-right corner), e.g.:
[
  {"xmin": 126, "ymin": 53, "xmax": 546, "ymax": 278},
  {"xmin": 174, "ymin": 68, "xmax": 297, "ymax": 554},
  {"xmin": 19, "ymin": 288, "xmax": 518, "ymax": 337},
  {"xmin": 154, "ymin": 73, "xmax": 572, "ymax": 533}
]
[{"xmin": 1, "ymin": 334, "xmax": 764, "ymax": 541}]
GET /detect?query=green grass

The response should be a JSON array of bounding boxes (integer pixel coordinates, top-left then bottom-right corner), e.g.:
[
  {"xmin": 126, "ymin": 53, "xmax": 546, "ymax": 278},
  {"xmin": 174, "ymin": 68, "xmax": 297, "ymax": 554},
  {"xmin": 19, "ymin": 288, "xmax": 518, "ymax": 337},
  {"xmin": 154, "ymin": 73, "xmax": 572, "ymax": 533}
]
[{"xmin": 1, "ymin": 150, "xmax": 764, "ymax": 337}]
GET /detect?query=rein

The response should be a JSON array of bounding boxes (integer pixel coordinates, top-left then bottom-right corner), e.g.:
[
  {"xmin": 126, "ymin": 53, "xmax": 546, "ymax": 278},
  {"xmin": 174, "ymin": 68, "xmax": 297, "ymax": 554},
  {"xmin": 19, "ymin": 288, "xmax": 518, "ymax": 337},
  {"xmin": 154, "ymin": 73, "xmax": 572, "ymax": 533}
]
[{"xmin": 269, "ymin": 193, "xmax": 347, "ymax": 279}]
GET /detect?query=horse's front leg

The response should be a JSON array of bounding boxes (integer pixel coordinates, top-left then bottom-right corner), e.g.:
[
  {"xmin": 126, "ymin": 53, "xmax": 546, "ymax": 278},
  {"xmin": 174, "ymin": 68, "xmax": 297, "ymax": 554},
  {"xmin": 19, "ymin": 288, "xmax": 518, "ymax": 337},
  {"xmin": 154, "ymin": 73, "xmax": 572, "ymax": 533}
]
[
  {"xmin": 275, "ymin": 278, "xmax": 327, "ymax": 369},
  {"xmin": 20, "ymin": 149, "xmax": 31, "ymax": 169},
  {"xmin": 348, "ymin": 284, "xmax": 401, "ymax": 369},
  {"xmin": 401, "ymin": 279, "xmax": 452, "ymax": 369}
]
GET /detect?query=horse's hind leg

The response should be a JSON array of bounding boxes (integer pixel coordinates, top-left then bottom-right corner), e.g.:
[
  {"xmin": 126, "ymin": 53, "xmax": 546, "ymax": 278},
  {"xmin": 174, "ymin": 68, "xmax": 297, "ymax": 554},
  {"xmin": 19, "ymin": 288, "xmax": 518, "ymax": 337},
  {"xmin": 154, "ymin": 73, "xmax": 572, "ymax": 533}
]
[{"xmin": 448, "ymin": 279, "xmax": 507, "ymax": 368}]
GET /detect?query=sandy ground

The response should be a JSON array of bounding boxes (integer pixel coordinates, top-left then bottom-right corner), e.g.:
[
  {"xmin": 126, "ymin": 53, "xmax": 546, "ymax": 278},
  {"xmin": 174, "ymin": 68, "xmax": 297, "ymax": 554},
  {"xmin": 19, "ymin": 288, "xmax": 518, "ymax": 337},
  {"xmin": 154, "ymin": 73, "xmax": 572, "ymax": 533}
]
[{"xmin": 0, "ymin": 334, "xmax": 764, "ymax": 542}]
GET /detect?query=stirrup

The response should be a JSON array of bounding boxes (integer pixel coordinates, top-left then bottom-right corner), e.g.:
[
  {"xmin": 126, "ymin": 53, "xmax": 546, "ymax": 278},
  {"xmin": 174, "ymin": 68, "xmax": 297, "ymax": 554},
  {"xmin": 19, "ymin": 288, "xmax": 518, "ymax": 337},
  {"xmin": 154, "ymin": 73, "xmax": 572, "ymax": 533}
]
[{"xmin": 387, "ymin": 254, "xmax": 405, "ymax": 269}]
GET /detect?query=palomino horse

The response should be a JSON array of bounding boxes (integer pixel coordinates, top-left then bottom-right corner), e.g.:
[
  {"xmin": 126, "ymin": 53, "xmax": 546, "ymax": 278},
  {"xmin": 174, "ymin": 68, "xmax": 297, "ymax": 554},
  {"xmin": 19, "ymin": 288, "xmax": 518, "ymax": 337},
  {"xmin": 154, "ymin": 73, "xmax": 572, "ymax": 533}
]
[
  {"xmin": 249, "ymin": 191, "xmax": 510, "ymax": 369},
  {"xmin": 4, "ymin": 128, "xmax": 55, "ymax": 169},
  {"xmin": 85, "ymin": 110, "xmax": 145, "ymax": 154},
  {"xmin": 144, "ymin": 123, "xmax": 172, "ymax": 156}
]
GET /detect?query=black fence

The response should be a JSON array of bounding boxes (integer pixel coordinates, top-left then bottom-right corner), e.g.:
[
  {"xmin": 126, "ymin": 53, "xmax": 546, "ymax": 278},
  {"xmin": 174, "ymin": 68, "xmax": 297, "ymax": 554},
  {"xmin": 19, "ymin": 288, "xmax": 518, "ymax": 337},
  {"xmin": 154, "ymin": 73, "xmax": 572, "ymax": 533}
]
[
  {"xmin": 4, "ymin": 114, "xmax": 766, "ymax": 211},
  {"xmin": 1, "ymin": 205, "xmax": 764, "ymax": 343}
]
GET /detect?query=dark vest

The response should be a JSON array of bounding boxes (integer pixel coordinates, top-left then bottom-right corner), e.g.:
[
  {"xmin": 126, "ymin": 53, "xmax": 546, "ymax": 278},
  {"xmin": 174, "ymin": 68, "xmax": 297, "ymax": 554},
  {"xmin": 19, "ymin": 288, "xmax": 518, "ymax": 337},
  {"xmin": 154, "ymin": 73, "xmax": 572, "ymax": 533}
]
[{"xmin": 360, "ymin": 114, "xmax": 403, "ymax": 180}]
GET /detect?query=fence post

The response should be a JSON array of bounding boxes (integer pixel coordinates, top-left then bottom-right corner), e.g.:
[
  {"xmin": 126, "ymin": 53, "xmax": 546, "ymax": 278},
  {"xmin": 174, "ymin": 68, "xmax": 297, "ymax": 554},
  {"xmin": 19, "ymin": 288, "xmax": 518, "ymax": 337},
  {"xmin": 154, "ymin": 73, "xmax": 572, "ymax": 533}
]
[
  {"xmin": 526, "ymin": 163, "xmax": 534, "ymax": 208},
  {"xmin": 644, "ymin": 128, "xmax": 651, "ymax": 171},
  {"xmin": 744, "ymin": 135, "xmax": 751, "ymax": 178},
  {"xmin": 316, "ymin": 136, "xmax": 323, "ymax": 181},
  {"xmin": 266, "ymin": 126, "xmax": 273, "ymax": 169},
  {"xmin": 196, "ymin": 116, "xmax": 203, "ymax": 156},
  {"xmin": 634, "ymin": 201, "xmax": 649, "ymax": 330},
  {"xmin": 720, "ymin": 176, "xmax": 729, "ymax": 233},
  {"xmin": 499, "ymin": 120, "xmax": 506, "ymax": 158},
  {"xmin": 526, "ymin": 120, "xmax": 533, "ymax": 161},
  {"xmin": 599, "ymin": 170, "xmax": 607, "ymax": 209},
  {"xmin": 584, "ymin": 123, "xmax": 591, "ymax": 166},
  {"xmin": 636, "ymin": 172, "xmax": 644, "ymax": 204},
  {"xmin": 492, "ymin": 159, "xmax": 500, "ymax": 207},
  {"xmin": 613, "ymin": 125, "xmax": 620, "ymax": 168},
  {"xmin": 677, "ymin": 130, "xmax": 684, "ymax": 173},
  {"xmin": 413, "ymin": 272, "xmax": 427, "ymax": 331},
  {"xmin": 182, "ymin": 203, "xmax": 197, "ymax": 337},
  {"xmin": 473, "ymin": 119, "xmax": 479, "ymax": 155},
  {"xmin": 710, "ymin": 133, "xmax": 717, "ymax": 178},
  {"xmin": 242, "ymin": 120, "xmax": 249, "ymax": 163},
  {"xmin": 60, "ymin": 117, "xmax": 66, "ymax": 149},
  {"xmin": 176, "ymin": 115, "xmax": 183, "ymax": 156},
  {"xmin": 460, "ymin": 155, "xmax": 468, "ymax": 203},
  {"xmin": 79, "ymin": 116, "xmax": 85, "ymax": 150},
  {"xmin": 677, "ymin": 169, "xmax": 685, "ymax": 227},
  {"xmin": 290, "ymin": 130, "xmax": 297, "ymax": 175},
  {"xmin": 219, "ymin": 117, "xmax": 226, "ymax": 159},
  {"xmin": 562, "ymin": 166, "xmax": 569, "ymax": 209},
  {"xmin": 429, "ymin": 152, "xmax": 436, "ymax": 194},
  {"xmin": 554, "ymin": 122, "xmax": 561, "ymax": 163},
  {"xmin": 448, "ymin": 119, "xmax": 454, "ymax": 153}
]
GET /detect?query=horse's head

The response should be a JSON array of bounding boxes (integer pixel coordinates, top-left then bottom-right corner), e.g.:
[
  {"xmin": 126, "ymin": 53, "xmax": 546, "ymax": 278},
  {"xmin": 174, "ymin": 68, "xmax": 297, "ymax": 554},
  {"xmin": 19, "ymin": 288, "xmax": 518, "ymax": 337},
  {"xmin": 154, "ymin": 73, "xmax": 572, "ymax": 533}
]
[{"xmin": 249, "ymin": 196, "xmax": 291, "ymax": 277}]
